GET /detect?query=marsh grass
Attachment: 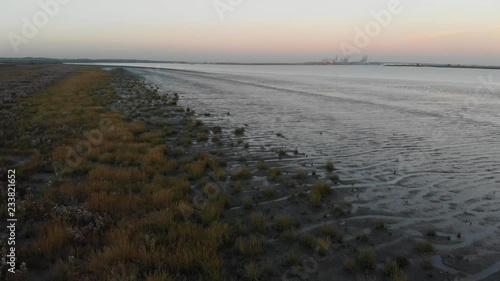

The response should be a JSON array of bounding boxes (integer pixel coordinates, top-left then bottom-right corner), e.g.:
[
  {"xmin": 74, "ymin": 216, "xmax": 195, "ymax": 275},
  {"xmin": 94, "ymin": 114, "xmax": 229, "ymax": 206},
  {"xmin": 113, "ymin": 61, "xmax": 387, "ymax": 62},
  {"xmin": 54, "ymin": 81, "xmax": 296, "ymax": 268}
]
[
  {"xmin": 250, "ymin": 212, "xmax": 268, "ymax": 233},
  {"xmin": 234, "ymin": 127, "xmax": 245, "ymax": 136},
  {"xmin": 309, "ymin": 191, "xmax": 322, "ymax": 207},
  {"xmin": 315, "ymin": 237, "xmax": 331, "ymax": 256},
  {"xmin": 344, "ymin": 258, "xmax": 357, "ymax": 272},
  {"xmin": 263, "ymin": 186, "xmax": 276, "ymax": 198},
  {"xmin": 312, "ymin": 181, "xmax": 331, "ymax": 196},
  {"xmin": 16, "ymin": 67, "xmax": 233, "ymax": 281},
  {"xmin": 300, "ymin": 233, "xmax": 316, "ymax": 249},
  {"xmin": 320, "ymin": 225, "xmax": 342, "ymax": 243},
  {"xmin": 283, "ymin": 251, "xmax": 302, "ymax": 267},
  {"xmin": 374, "ymin": 220, "xmax": 386, "ymax": 230},
  {"xmin": 357, "ymin": 250, "xmax": 376, "ymax": 271},
  {"xmin": 243, "ymin": 197, "xmax": 254, "ymax": 210},
  {"xmin": 275, "ymin": 215, "xmax": 293, "ymax": 231},
  {"xmin": 268, "ymin": 168, "xmax": 281, "ymax": 181},
  {"xmin": 236, "ymin": 236, "xmax": 263, "ymax": 257},
  {"xmin": 257, "ymin": 160, "xmax": 269, "ymax": 170},
  {"xmin": 233, "ymin": 168, "xmax": 253, "ymax": 180},
  {"xmin": 333, "ymin": 206, "xmax": 347, "ymax": 217},
  {"xmin": 244, "ymin": 262, "xmax": 260, "ymax": 281},
  {"xmin": 326, "ymin": 160, "xmax": 335, "ymax": 171},
  {"xmin": 295, "ymin": 170, "xmax": 307, "ymax": 180},
  {"xmin": 233, "ymin": 182, "xmax": 242, "ymax": 194},
  {"xmin": 416, "ymin": 241, "xmax": 434, "ymax": 253}
]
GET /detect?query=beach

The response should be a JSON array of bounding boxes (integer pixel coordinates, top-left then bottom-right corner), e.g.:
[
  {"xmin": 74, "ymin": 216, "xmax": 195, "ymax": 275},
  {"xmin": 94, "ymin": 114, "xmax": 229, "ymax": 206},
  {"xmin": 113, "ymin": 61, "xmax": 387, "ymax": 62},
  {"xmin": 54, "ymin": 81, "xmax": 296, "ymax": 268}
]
[{"xmin": 1, "ymin": 63, "xmax": 499, "ymax": 281}]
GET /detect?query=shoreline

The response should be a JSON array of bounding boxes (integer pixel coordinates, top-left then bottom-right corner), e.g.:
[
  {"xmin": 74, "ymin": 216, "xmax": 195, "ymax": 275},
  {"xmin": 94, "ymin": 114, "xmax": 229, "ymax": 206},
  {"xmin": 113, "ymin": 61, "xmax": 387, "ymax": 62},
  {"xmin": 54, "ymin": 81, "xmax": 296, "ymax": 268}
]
[{"xmin": 0, "ymin": 64, "xmax": 495, "ymax": 280}]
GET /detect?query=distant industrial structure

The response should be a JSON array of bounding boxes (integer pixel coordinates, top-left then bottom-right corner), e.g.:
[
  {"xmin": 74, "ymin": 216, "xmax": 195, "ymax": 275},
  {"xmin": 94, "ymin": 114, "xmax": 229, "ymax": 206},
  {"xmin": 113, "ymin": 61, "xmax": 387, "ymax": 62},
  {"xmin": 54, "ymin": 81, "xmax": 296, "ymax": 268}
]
[{"xmin": 321, "ymin": 55, "xmax": 368, "ymax": 65}]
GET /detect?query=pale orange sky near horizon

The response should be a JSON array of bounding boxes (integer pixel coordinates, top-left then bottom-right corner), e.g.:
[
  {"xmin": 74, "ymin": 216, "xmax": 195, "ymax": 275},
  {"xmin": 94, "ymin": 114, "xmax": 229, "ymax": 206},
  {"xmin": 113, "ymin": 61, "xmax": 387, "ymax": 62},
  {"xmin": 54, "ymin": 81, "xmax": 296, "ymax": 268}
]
[{"xmin": 1, "ymin": 0, "xmax": 500, "ymax": 64}]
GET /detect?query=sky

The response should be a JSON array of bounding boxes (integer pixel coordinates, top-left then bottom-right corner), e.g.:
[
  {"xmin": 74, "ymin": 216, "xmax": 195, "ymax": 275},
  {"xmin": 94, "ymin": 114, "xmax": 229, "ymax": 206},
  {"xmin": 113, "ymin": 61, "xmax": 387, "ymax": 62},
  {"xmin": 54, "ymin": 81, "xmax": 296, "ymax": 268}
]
[{"xmin": 1, "ymin": 0, "xmax": 500, "ymax": 65}]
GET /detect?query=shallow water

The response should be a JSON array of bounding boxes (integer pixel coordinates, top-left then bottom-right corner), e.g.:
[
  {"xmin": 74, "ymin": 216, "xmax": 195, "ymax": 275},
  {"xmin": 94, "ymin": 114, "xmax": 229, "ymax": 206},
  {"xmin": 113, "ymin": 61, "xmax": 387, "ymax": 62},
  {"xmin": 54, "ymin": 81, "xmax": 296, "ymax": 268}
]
[{"xmin": 99, "ymin": 63, "xmax": 500, "ymax": 275}]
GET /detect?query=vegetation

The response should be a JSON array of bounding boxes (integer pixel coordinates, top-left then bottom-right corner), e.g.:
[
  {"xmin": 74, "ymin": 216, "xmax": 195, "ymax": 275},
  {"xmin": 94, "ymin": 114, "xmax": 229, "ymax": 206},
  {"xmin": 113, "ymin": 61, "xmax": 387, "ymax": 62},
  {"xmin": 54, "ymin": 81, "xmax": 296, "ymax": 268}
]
[
  {"xmin": 236, "ymin": 236, "xmax": 263, "ymax": 257},
  {"xmin": 416, "ymin": 241, "xmax": 434, "ymax": 253},
  {"xmin": 233, "ymin": 168, "xmax": 253, "ymax": 180},
  {"xmin": 309, "ymin": 191, "xmax": 322, "ymax": 207},
  {"xmin": 283, "ymin": 251, "xmax": 302, "ymax": 267},
  {"xmin": 244, "ymin": 262, "xmax": 260, "ymax": 281},
  {"xmin": 344, "ymin": 258, "xmax": 357, "ymax": 272},
  {"xmin": 315, "ymin": 237, "xmax": 331, "ymax": 256},
  {"xmin": 257, "ymin": 160, "xmax": 269, "ymax": 170},
  {"xmin": 9, "ymin": 67, "xmax": 232, "ymax": 281},
  {"xmin": 374, "ymin": 220, "xmax": 386, "ymax": 230},
  {"xmin": 300, "ymin": 233, "xmax": 317, "ymax": 249},
  {"xmin": 326, "ymin": 160, "xmax": 335, "ymax": 171},
  {"xmin": 295, "ymin": 170, "xmax": 307, "ymax": 179},
  {"xmin": 333, "ymin": 206, "xmax": 347, "ymax": 217},
  {"xmin": 263, "ymin": 186, "xmax": 276, "ymax": 198},
  {"xmin": 277, "ymin": 149, "xmax": 287, "ymax": 157},
  {"xmin": 243, "ymin": 197, "xmax": 255, "ymax": 210},
  {"xmin": 234, "ymin": 127, "xmax": 245, "ymax": 136},
  {"xmin": 250, "ymin": 212, "xmax": 268, "ymax": 233},
  {"xmin": 268, "ymin": 168, "xmax": 282, "ymax": 181},
  {"xmin": 275, "ymin": 215, "xmax": 293, "ymax": 231},
  {"xmin": 356, "ymin": 234, "xmax": 369, "ymax": 242},
  {"xmin": 357, "ymin": 250, "xmax": 377, "ymax": 271}
]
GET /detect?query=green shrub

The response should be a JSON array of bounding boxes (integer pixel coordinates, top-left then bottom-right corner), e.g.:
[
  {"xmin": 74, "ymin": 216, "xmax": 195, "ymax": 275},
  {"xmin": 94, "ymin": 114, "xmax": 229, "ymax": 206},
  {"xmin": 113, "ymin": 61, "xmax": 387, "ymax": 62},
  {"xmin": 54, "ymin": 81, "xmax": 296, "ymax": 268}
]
[
  {"xmin": 257, "ymin": 160, "xmax": 268, "ymax": 170},
  {"xmin": 309, "ymin": 191, "xmax": 322, "ymax": 207},
  {"xmin": 344, "ymin": 258, "xmax": 357, "ymax": 272},
  {"xmin": 233, "ymin": 168, "xmax": 252, "ymax": 180},
  {"xmin": 233, "ymin": 182, "xmax": 242, "ymax": 194},
  {"xmin": 395, "ymin": 254, "xmax": 409, "ymax": 268},
  {"xmin": 312, "ymin": 181, "xmax": 331, "ymax": 196},
  {"xmin": 268, "ymin": 168, "xmax": 281, "ymax": 181},
  {"xmin": 356, "ymin": 234, "xmax": 368, "ymax": 242},
  {"xmin": 243, "ymin": 197, "xmax": 254, "ymax": 210},
  {"xmin": 326, "ymin": 160, "xmax": 335, "ymax": 171},
  {"xmin": 357, "ymin": 250, "xmax": 376, "ymax": 271},
  {"xmin": 236, "ymin": 236, "xmax": 262, "ymax": 257},
  {"xmin": 315, "ymin": 237, "xmax": 331, "ymax": 256},
  {"xmin": 244, "ymin": 262, "xmax": 259, "ymax": 281},
  {"xmin": 250, "ymin": 212, "xmax": 268, "ymax": 233},
  {"xmin": 420, "ymin": 258, "xmax": 433, "ymax": 270},
  {"xmin": 333, "ymin": 206, "xmax": 347, "ymax": 217},
  {"xmin": 234, "ymin": 127, "xmax": 245, "ymax": 136},
  {"xmin": 300, "ymin": 233, "xmax": 316, "ymax": 249},
  {"xmin": 283, "ymin": 251, "xmax": 302, "ymax": 267},
  {"xmin": 384, "ymin": 260, "xmax": 399, "ymax": 277},
  {"xmin": 416, "ymin": 242, "xmax": 434, "ymax": 253},
  {"xmin": 263, "ymin": 186, "xmax": 276, "ymax": 198},
  {"xmin": 275, "ymin": 215, "xmax": 293, "ymax": 231},
  {"xmin": 295, "ymin": 170, "xmax": 307, "ymax": 179},
  {"xmin": 212, "ymin": 126, "xmax": 222, "ymax": 134},
  {"xmin": 374, "ymin": 220, "xmax": 385, "ymax": 230}
]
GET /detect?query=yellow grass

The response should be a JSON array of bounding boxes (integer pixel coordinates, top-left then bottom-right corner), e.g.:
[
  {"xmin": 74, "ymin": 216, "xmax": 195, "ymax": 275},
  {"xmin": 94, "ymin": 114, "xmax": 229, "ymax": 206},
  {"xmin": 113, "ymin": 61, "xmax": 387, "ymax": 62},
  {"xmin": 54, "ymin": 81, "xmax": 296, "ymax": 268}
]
[{"xmin": 17, "ymin": 67, "xmax": 233, "ymax": 281}]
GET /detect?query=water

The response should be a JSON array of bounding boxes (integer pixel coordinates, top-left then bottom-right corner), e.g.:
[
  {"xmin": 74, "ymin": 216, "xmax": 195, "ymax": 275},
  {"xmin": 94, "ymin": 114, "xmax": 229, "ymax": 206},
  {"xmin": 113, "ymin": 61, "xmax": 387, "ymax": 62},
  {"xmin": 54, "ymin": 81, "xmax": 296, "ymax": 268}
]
[{"xmin": 93, "ymin": 63, "xmax": 500, "ymax": 275}]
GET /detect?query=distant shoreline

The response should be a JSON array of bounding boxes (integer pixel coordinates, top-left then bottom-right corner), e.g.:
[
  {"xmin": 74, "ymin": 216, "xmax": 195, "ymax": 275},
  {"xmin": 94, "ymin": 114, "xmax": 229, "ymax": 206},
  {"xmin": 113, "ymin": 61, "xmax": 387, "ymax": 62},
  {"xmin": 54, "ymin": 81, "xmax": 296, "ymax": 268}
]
[
  {"xmin": 385, "ymin": 64, "xmax": 500, "ymax": 70},
  {"xmin": 2, "ymin": 57, "xmax": 500, "ymax": 70}
]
